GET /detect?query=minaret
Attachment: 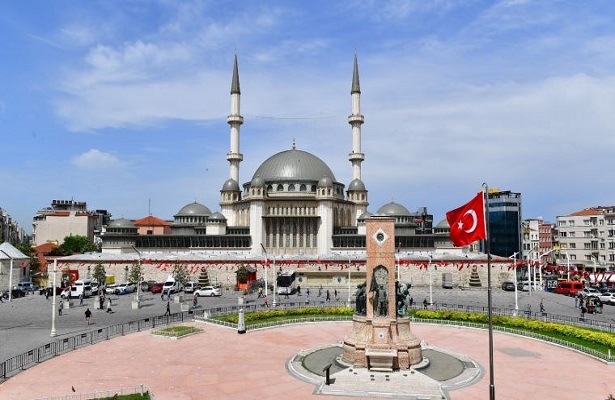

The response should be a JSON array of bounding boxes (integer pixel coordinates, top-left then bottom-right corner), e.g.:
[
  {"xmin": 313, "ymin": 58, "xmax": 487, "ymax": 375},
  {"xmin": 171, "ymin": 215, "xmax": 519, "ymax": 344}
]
[
  {"xmin": 348, "ymin": 53, "xmax": 365, "ymax": 181},
  {"xmin": 227, "ymin": 54, "xmax": 244, "ymax": 184}
]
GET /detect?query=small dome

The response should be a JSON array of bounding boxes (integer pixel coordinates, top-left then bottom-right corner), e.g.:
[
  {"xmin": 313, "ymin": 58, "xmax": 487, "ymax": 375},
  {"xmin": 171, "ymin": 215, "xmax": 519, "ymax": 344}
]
[
  {"xmin": 318, "ymin": 176, "xmax": 333, "ymax": 187},
  {"xmin": 175, "ymin": 202, "xmax": 212, "ymax": 217},
  {"xmin": 108, "ymin": 218, "xmax": 135, "ymax": 228},
  {"xmin": 251, "ymin": 175, "xmax": 265, "ymax": 187},
  {"xmin": 208, "ymin": 211, "xmax": 226, "ymax": 221},
  {"xmin": 222, "ymin": 178, "xmax": 240, "ymax": 192},
  {"xmin": 357, "ymin": 211, "xmax": 373, "ymax": 221},
  {"xmin": 376, "ymin": 202, "xmax": 411, "ymax": 216},
  {"xmin": 348, "ymin": 178, "xmax": 366, "ymax": 191},
  {"xmin": 435, "ymin": 219, "xmax": 450, "ymax": 229}
]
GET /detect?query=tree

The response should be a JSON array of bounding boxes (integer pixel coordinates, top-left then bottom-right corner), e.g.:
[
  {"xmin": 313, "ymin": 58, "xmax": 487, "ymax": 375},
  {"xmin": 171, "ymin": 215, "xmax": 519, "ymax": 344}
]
[
  {"xmin": 55, "ymin": 235, "xmax": 99, "ymax": 255},
  {"xmin": 93, "ymin": 262, "xmax": 106, "ymax": 286},
  {"xmin": 129, "ymin": 262, "xmax": 142, "ymax": 284},
  {"xmin": 173, "ymin": 264, "xmax": 189, "ymax": 286}
]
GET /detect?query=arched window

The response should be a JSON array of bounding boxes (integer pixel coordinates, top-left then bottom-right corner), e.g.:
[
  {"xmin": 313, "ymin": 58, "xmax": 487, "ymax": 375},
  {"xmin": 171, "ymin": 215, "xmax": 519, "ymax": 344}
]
[
  {"xmin": 288, "ymin": 184, "xmax": 295, "ymax": 191},
  {"xmin": 300, "ymin": 184, "xmax": 307, "ymax": 191},
  {"xmin": 277, "ymin": 184, "xmax": 284, "ymax": 191}
]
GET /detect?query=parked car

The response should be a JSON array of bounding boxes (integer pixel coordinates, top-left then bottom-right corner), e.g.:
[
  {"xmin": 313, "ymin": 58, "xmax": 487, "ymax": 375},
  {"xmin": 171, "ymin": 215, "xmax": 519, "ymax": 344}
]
[
  {"xmin": 580, "ymin": 287, "xmax": 601, "ymax": 298},
  {"xmin": 194, "ymin": 286, "xmax": 221, "ymax": 297},
  {"xmin": 115, "ymin": 283, "xmax": 136, "ymax": 295},
  {"xmin": 105, "ymin": 284, "xmax": 119, "ymax": 295},
  {"xmin": 17, "ymin": 282, "xmax": 36, "ymax": 292},
  {"xmin": 141, "ymin": 280, "xmax": 157, "ymax": 292},
  {"xmin": 501, "ymin": 281, "xmax": 515, "ymax": 291},
  {"xmin": 2, "ymin": 288, "xmax": 26, "ymax": 299},
  {"xmin": 150, "ymin": 283, "xmax": 164, "ymax": 294},
  {"xmin": 184, "ymin": 282, "xmax": 199, "ymax": 294},
  {"xmin": 598, "ymin": 291, "xmax": 615, "ymax": 305}
]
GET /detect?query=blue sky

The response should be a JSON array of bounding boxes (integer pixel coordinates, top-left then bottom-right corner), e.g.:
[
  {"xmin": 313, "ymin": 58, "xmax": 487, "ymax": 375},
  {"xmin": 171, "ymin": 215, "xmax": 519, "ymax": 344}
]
[{"xmin": 2, "ymin": 0, "xmax": 615, "ymax": 234}]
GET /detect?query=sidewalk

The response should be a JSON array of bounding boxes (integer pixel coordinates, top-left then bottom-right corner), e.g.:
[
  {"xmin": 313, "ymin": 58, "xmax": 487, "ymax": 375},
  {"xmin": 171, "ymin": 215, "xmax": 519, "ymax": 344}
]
[{"xmin": 0, "ymin": 321, "xmax": 613, "ymax": 399}]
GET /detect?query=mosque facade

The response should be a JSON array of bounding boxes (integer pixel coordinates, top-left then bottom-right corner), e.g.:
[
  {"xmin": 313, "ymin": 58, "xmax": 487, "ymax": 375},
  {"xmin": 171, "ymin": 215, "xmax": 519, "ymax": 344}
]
[{"xmin": 56, "ymin": 56, "xmax": 511, "ymax": 290}]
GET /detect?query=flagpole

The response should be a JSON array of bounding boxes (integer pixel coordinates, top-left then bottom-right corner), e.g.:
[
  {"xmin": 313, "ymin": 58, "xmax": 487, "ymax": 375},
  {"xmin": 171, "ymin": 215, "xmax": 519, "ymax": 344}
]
[{"xmin": 483, "ymin": 182, "xmax": 495, "ymax": 400}]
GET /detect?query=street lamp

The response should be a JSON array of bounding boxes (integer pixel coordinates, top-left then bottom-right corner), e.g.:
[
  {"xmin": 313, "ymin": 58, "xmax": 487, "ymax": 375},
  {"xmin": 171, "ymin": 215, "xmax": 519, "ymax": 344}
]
[
  {"xmin": 537, "ymin": 249, "xmax": 555, "ymax": 290},
  {"xmin": 272, "ymin": 256, "xmax": 277, "ymax": 307},
  {"xmin": 51, "ymin": 259, "xmax": 58, "ymax": 337},
  {"xmin": 131, "ymin": 245, "xmax": 142, "ymax": 309},
  {"xmin": 260, "ymin": 244, "xmax": 268, "ymax": 298},
  {"xmin": 0, "ymin": 249, "xmax": 14, "ymax": 302},
  {"xmin": 347, "ymin": 255, "xmax": 352, "ymax": 305},
  {"xmin": 565, "ymin": 252, "xmax": 570, "ymax": 281},
  {"xmin": 508, "ymin": 252, "xmax": 519, "ymax": 315},
  {"xmin": 428, "ymin": 253, "xmax": 433, "ymax": 305}
]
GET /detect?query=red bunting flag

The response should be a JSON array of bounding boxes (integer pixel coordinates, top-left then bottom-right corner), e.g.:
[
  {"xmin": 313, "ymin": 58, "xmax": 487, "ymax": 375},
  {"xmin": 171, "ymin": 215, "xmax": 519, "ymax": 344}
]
[{"xmin": 446, "ymin": 192, "xmax": 486, "ymax": 247}]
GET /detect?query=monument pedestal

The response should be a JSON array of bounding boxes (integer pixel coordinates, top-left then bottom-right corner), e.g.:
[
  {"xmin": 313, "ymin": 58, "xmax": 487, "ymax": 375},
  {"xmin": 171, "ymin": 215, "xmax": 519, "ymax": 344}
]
[{"xmin": 342, "ymin": 315, "xmax": 422, "ymax": 370}]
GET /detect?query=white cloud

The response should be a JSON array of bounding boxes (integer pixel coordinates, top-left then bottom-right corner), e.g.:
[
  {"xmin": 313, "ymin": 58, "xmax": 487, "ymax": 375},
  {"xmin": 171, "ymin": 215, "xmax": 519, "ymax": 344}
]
[{"xmin": 72, "ymin": 149, "xmax": 122, "ymax": 169}]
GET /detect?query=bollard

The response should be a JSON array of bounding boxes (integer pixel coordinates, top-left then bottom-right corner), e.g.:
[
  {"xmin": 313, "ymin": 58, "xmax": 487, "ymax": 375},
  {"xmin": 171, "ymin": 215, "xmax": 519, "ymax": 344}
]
[
  {"xmin": 237, "ymin": 308, "xmax": 246, "ymax": 334},
  {"xmin": 323, "ymin": 363, "xmax": 333, "ymax": 385}
]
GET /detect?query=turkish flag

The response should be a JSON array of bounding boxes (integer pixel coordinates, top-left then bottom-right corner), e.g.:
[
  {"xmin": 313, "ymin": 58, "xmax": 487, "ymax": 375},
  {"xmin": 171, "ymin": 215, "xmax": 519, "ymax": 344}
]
[{"xmin": 446, "ymin": 192, "xmax": 486, "ymax": 247}]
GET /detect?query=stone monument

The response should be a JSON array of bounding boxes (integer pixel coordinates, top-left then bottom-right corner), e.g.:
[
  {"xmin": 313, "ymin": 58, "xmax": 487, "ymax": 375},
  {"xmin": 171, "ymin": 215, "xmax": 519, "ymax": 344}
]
[{"xmin": 342, "ymin": 216, "xmax": 422, "ymax": 371}]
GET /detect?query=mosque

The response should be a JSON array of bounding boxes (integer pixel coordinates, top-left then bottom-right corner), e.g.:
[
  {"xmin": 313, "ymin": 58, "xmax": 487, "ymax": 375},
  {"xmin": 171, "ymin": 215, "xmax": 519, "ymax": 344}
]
[{"xmin": 57, "ymin": 56, "xmax": 508, "ymax": 290}]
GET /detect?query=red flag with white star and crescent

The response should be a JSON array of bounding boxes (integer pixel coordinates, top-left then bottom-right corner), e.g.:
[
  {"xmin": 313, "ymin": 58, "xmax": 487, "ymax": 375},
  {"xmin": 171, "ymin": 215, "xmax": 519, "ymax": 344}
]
[{"xmin": 446, "ymin": 192, "xmax": 486, "ymax": 247}]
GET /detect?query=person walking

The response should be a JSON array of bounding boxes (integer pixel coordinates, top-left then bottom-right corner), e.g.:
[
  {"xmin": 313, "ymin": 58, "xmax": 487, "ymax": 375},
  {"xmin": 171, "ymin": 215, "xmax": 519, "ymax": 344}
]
[
  {"xmin": 326, "ymin": 289, "xmax": 331, "ymax": 302},
  {"xmin": 99, "ymin": 294, "xmax": 104, "ymax": 310},
  {"xmin": 85, "ymin": 308, "xmax": 92, "ymax": 325},
  {"xmin": 193, "ymin": 294, "xmax": 198, "ymax": 308},
  {"xmin": 79, "ymin": 293, "xmax": 84, "ymax": 306},
  {"xmin": 263, "ymin": 295, "xmax": 268, "ymax": 307},
  {"xmin": 334, "ymin": 289, "xmax": 338, "ymax": 301},
  {"xmin": 540, "ymin": 299, "xmax": 545, "ymax": 313},
  {"xmin": 423, "ymin": 298, "xmax": 428, "ymax": 309},
  {"xmin": 106, "ymin": 297, "xmax": 112, "ymax": 313},
  {"xmin": 574, "ymin": 296, "xmax": 578, "ymax": 308},
  {"xmin": 58, "ymin": 299, "xmax": 64, "ymax": 316},
  {"xmin": 44, "ymin": 289, "xmax": 49, "ymax": 300},
  {"xmin": 164, "ymin": 301, "xmax": 171, "ymax": 316}
]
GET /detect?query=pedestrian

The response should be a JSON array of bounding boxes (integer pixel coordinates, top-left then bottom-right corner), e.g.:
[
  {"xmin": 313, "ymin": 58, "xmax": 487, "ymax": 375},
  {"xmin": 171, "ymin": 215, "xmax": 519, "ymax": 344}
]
[
  {"xmin": 85, "ymin": 308, "xmax": 92, "ymax": 325},
  {"xmin": 258, "ymin": 287, "xmax": 263, "ymax": 298},
  {"xmin": 306, "ymin": 287, "xmax": 310, "ymax": 298},
  {"xmin": 334, "ymin": 289, "xmax": 338, "ymax": 301},
  {"xmin": 408, "ymin": 296, "xmax": 414, "ymax": 308},
  {"xmin": 164, "ymin": 301, "xmax": 171, "ymax": 316},
  {"xmin": 540, "ymin": 299, "xmax": 545, "ymax": 313},
  {"xmin": 79, "ymin": 293, "xmax": 84, "ymax": 306},
  {"xmin": 193, "ymin": 294, "xmax": 198, "ymax": 308},
  {"xmin": 99, "ymin": 294, "xmax": 104, "ymax": 310},
  {"xmin": 263, "ymin": 295, "xmax": 268, "ymax": 307},
  {"xmin": 106, "ymin": 297, "xmax": 112, "ymax": 313},
  {"xmin": 318, "ymin": 285, "xmax": 323, "ymax": 297},
  {"xmin": 574, "ymin": 296, "xmax": 578, "ymax": 308},
  {"xmin": 423, "ymin": 298, "xmax": 428, "ymax": 309},
  {"xmin": 45, "ymin": 289, "xmax": 49, "ymax": 300},
  {"xmin": 168, "ymin": 290, "xmax": 173, "ymax": 301},
  {"xmin": 326, "ymin": 289, "xmax": 331, "ymax": 302},
  {"xmin": 580, "ymin": 305, "xmax": 586, "ymax": 320},
  {"xmin": 297, "ymin": 285, "xmax": 301, "ymax": 296},
  {"xmin": 59, "ymin": 299, "xmax": 64, "ymax": 316}
]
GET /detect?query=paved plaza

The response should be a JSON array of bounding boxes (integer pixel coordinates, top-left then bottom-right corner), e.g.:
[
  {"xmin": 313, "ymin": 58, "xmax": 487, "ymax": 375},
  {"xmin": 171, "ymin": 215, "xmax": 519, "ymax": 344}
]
[{"xmin": 0, "ymin": 287, "xmax": 614, "ymax": 399}]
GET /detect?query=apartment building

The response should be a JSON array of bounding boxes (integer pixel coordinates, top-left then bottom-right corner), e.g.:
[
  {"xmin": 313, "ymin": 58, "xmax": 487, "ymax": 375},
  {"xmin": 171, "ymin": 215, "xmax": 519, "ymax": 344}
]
[
  {"xmin": 522, "ymin": 218, "xmax": 555, "ymax": 263},
  {"xmin": 32, "ymin": 200, "xmax": 99, "ymax": 246},
  {"xmin": 555, "ymin": 207, "xmax": 615, "ymax": 272}
]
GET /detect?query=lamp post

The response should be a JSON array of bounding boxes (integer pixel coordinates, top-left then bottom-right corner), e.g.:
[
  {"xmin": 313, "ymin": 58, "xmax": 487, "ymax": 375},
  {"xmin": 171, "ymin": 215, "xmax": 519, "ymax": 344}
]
[
  {"xmin": 537, "ymin": 249, "xmax": 555, "ymax": 290},
  {"xmin": 428, "ymin": 253, "xmax": 433, "ymax": 305},
  {"xmin": 131, "ymin": 245, "xmax": 142, "ymax": 309},
  {"xmin": 347, "ymin": 255, "xmax": 352, "ymax": 305},
  {"xmin": 260, "ymin": 244, "xmax": 268, "ymax": 298},
  {"xmin": 565, "ymin": 252, "xmax": 570, "ymax": 281},
  {"xmin": 509, "ymin": 252, "xmax": 519, "ymax": 315},
  {"xmin": 272, "ymin": 256, "xmax": 277, "ymax": 307},
  {"xmin": 51, "ymin": 259, "xmax": 58, "ymax": 337},
  {"xmin": 0, "ymin": 249, "xmax": 14, "ymax": 302}
]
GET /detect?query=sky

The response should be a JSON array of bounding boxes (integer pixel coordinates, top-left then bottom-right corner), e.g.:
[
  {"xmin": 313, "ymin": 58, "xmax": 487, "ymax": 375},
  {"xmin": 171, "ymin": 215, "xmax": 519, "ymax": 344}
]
[{"xmin": 2, "ymin": 0, "xmax": 615, "ymax": 235}]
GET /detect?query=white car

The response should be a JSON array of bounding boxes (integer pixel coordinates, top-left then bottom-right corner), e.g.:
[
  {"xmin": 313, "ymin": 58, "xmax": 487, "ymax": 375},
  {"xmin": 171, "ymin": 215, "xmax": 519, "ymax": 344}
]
[
  {"xmin": 598, "ymin": 291, "xmax": 615, "ymax": 305},
  {"xmin": 105, "ymin": 284, "xmax": 118, "ymax": 295},
  {"xmin": 115, "ymin": 283, "xmax": 136, "ymax": 295},
  {"xmin": 194, "ymin": 286, "xmax": 221, "ymax": 297},
  {"xmin": 580, "ymin": 287, "xmax": 601, "ymax": 298}
]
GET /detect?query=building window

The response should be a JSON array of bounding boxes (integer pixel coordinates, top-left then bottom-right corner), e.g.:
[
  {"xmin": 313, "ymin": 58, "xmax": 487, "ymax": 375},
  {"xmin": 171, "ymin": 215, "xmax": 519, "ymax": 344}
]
[{"xmin": 288, "ymin": 184, "xmax": 295, "ymax": 192}]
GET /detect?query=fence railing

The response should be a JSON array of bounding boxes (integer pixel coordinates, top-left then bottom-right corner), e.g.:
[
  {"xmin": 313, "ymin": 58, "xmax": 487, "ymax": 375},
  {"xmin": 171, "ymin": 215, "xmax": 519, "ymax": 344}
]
[{"xmin": 2, "ymin": 300, "xmax": 613, "ymax": 382}]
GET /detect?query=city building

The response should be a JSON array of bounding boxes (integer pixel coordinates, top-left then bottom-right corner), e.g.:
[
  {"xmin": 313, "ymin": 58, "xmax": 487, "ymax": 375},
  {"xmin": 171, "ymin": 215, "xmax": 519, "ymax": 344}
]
[
  {"xmin": 32, "ymin": 200, "xmax": 106, "ymax": 247},
  {"xmin": 554, "ymin": 206, "xmax": 615, "ymax": 272},
  {"xmin": 482, "ymin": 189, "xmax": 522, "ymax": 259},
  {"xmin": 522, "ymin": 218, "xmax": 555, "ymax": 263},
  {"xmin": 0, "ymin": 208, "xmax": 27, "ymax": 245}
]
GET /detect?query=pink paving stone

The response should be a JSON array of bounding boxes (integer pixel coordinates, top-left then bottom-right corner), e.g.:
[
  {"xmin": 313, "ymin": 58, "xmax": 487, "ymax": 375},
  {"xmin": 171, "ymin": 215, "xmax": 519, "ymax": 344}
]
[{"xmin": 0, "ymin": 322, "xmax": 613, "ymax": 400}]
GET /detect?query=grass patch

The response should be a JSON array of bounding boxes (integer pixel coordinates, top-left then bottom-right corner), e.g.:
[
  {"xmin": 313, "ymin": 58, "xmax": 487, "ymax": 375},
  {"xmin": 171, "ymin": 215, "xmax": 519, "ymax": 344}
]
[
  {"xmin": 214, "ymin": 307, "xmax": 353, "ymax": 324},
  {"xmin": 99, "ymin": 393, "xmax": 150, "ymax": 400},
  {"xmin": 153, "ymin": 325, "xmax": 202, "ymax": 337}
]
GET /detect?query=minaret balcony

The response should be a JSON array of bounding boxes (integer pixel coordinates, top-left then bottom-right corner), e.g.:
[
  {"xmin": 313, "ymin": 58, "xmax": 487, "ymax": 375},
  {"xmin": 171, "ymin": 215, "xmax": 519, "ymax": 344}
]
[
  {"xmin": 348, "ymin": 152, "xmax": 365, "ymax": 162},
  {"xmin": 226, "ymin": 152, "xmax": 243, "ymax": 162},
  {"xmin": 347, "ymin": 114, "xmax": 364, "ymax": 124},
  {"xmin": 226, "ymin": 115, "xmax": 244, "ymax": 124}
]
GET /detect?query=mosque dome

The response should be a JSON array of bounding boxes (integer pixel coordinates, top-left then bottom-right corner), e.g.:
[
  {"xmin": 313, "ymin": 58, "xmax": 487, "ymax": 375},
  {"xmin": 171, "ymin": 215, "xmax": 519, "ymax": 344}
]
[
  {"xmin": 251, "ymin": 175, "xmax": 265, "ymax": 187},
  {"xmin": 318, "ymin": 176, "xmax": 333, "ymax": 188},
  {"xmin": 348, "ymin": 178, "xmax": 366, "ymax": 191},
  {"xmin": 251, "ymin": 149, "xmax": 337, "ymax": 183},
  {"xmin": 208, "ymin": 211, "xmax": 227, "ymax": 221},
  {"xmin": 435, "ymin": 219, "xmax": 450, "ymax": 229},
  {"xmin": 357, "ymin": 211, "xmax": 373, "ymax": 221},
  {"xmin": 376, "ymin": 202, "xmax": 411, "ymax": 216},
  {"xmin": 222, "ymin": 178, "xmax": 240, "ymax": 192},
  {"xmin": 174, "ymin": 202, "xmax": 212, "ymax": 217}
]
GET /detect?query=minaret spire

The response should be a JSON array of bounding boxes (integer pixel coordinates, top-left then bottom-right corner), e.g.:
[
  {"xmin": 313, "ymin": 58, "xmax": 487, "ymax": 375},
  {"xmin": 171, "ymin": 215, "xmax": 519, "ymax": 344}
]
[
  {"xmin": 348, "ymin": 52, "xmax": 365, "ymax": 181},
  {"xmin": 227, "ymin": 53, "xmax": 244, "ymax": 184}
]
